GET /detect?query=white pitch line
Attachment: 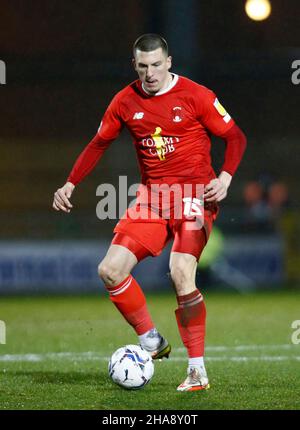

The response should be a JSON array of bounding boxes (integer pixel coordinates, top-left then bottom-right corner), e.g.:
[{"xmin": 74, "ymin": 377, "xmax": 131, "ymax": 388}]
[
  {"xmin": 0, "ymin": 352, "xmax": 299, "ymax": 363},
  {"xmin": 174, "ymin": 344, "xmax": 297, "ymax": 352},
  {"xmin": 0, "ymin": 352, "xmax": 110, "ymax": 362},
  {"xmin": 186, "ymin": 356, "xmax": 300, "ymax": 362}
]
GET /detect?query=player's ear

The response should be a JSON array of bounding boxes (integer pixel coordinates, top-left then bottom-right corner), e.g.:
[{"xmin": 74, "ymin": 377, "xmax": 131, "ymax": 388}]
[
  {"xmin": 132, "ymin": 58, "xmax": 137, "ymax": 71},
  {"xmin": 167, "ymin": 56, "xmax": 172, "ymax": 70}
]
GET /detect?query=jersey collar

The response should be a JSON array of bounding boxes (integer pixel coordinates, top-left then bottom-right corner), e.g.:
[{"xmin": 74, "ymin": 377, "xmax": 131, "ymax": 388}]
[{"xmin": 141, "ymin": 73, "xmax": 179, "ymax": 96}]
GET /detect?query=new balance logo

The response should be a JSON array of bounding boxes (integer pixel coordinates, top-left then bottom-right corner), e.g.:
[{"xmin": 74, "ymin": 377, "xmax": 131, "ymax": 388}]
[{"xmin": 133, "ymin": 112, "xmax": 144, "ymax": 120}]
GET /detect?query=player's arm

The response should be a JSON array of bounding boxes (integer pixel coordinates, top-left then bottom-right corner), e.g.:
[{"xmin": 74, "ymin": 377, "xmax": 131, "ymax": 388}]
[
  {"xmin": 53, "ymin": 95, "xmax": 123, "ymax": 213},
  {"xmin": 196, "ymin": 89, "xmax": 247, "ymax": 202},
  {"xmin": 52, "ymin": 132, "xmax": 113, "ymax": 213},
  {"xmin": 204, "ymin": 124, "xmax": 247, "ymax": 202}
]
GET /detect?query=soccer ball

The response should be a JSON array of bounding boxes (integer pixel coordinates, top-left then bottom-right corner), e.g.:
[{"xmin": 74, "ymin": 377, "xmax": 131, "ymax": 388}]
[{"xmin": 108, "ymin": 344, "xmax": 154, "ymax": 389}]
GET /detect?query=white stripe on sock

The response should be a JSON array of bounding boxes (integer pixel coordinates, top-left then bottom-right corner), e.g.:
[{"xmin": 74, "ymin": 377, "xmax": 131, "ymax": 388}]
[
  {"xmin": 179, "ymin": 295, "xmax": 203, "ymax": 308},
  {"xmin": 109, "ymin": 276, "xmax": 132, "ymax": 296}
]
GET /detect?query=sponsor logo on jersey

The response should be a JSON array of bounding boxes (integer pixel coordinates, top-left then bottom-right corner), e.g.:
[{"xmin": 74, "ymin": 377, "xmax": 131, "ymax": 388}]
[
  {"xmin": 151, "ymin": 127, "xmax": 166, "ymax": 160},
  {"xmin": 142, "ymin": 127, "xmax": 179, "ymax": 161},
  {"xmin": 213, "ymin": 98, "xmax": 231, "ymax": 123},
  {"xmin": 133, "ymin": 112, "xmax": 144, "ymax": 120}
]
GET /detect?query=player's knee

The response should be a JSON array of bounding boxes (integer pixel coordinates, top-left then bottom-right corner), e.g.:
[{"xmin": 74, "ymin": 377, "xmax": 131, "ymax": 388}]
[
  {"xmin": 98, "ymin": 262, "xmax": 116, "ymax": 285},
  {"xmin": 98, "ymin": 261, "xmax": 124, "ymax": 287}
]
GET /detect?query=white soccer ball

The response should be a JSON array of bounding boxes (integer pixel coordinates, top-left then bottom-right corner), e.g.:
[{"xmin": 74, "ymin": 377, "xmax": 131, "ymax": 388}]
[{"xmin": 108, "ymin": 344, "xmax": 154, "ymax": 389}]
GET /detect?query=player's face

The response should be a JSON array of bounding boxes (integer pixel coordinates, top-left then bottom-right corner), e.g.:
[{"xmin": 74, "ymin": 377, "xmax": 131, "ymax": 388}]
[{"xmin": 133, "ymin": 48, "xmax": 172, "ymax": 95}]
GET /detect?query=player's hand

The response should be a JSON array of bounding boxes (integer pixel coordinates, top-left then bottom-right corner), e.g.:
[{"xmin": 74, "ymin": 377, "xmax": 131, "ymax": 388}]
[
  {"xmin": 53, "ymin": 182, "xmax": 75, "ymax": 213},
  {"xmin": 204, "ymin": 171, "xmax": 232, "ymax": 202}
]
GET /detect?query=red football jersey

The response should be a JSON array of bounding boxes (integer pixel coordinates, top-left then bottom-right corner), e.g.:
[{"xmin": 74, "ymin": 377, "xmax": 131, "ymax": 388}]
[{"xmin": 68, "ymin": 74, "xmax": 236, "ymax": 186}]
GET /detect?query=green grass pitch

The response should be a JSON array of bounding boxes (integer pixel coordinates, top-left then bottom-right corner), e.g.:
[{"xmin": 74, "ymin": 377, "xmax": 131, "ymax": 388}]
[{"xmin": 0, "ymin": 290, "xmax": 299, "ymax": 410}]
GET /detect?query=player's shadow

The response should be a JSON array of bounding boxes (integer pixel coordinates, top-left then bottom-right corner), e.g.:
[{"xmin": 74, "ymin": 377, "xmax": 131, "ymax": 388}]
[{"xmin": 9, "ymin": 370, "xmax": 108, "ymax": 386}]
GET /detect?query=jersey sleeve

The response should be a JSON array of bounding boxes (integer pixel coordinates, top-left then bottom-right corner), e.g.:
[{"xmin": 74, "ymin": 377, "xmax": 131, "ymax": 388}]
[
  {"xmin": 195, "ymin": 86, "xmax": 235, "ymax": 137},
  {"xmin": 220, "ymin": 124, "xmax": 247, "ymax": 176},
  {"xmin": 67, "ymin": 94, "xmax": 124, "ymax": 186},
  {"xmin": 97, "ymin": 93, "xmax": 124, "ymax": 141}
]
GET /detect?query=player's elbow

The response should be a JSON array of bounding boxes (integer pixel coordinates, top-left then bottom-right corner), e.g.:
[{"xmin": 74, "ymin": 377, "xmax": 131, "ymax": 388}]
[
  {"xmin": 224, "ymin": 123, "xmax": 247, "ymax": 156},
  {"xmin": 234, "ymin": 124, "xmax": 247, "ymax": 154}
]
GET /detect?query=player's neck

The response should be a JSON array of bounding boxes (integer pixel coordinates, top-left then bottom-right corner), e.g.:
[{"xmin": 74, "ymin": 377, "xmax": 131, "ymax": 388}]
[
  {"xmin": 142, "ymin": 72, "xmax": 177, "ymax": 96},
  {"xmin": 160, "ymin": 72, "xmax": 173, "ymax": 92}
]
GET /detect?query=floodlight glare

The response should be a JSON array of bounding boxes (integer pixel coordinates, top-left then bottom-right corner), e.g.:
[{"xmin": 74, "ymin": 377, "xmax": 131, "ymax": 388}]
[{"xmin": 245, "ymin": 0, "xmax": 271, "ymax": 21}]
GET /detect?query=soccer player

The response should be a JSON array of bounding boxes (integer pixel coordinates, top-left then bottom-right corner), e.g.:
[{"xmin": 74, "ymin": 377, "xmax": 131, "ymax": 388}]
[{"xmin": 53, "ymin": 34, "xmax": 246, "ymax": 391}]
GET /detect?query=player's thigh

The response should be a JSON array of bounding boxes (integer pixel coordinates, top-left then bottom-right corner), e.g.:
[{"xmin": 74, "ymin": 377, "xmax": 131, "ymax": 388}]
[
  {"xmin": 169, "ymin": 221, "xmax": 207, "ymax": 289},
  {"xmin": 111, "ymin": 232, "xmax": 152, "ymax": 262},
  {"xmin": 171, "ymin": 203, "xmax": 218, "ymax": 259},
  {"xmin": 114, "ymin": 217, "xmax": 170, "ymax": 257},
  {"xmin": 171, "ymin": 221, "xmax": 207, "ymax": 260}
]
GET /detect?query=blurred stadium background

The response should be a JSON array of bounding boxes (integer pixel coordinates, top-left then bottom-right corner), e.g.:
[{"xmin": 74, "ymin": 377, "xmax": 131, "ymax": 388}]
[{"xmin": 0, "ymin": 0, "xmax": 300, "ymax": 410}]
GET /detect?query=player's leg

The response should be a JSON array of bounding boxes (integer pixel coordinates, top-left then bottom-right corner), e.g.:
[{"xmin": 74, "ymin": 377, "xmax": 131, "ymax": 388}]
[
  {"xmin": 98, "ymin": 237, "xmax": 153, "ymax": 340},
  {"xmin": 98, "ymin": 241, "xmax": 138, "ymax": 287},
  {"xmin": 98, "ymin": 233, "xmax": 170, "ymax": 359},
  {"xmin": 170, "ymin": 224, "xmax": 210, "ymax": 391}
]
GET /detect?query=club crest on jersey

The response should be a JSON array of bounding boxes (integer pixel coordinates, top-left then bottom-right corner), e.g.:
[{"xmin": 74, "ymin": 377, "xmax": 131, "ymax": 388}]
[{"xmin": 172, "ymin": 106, "xmax": 183, "ymax": 122}]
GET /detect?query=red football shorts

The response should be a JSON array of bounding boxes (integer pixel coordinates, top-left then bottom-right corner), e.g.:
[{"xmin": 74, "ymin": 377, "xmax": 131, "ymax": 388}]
[{"xmin": 112, "ymin": 180, "xmax": 219, "ymax": 261}]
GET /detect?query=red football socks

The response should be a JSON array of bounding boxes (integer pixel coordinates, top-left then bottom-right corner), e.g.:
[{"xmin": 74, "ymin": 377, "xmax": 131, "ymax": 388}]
[
  {"xmin": 175, "ymin": 289, "xmax": 206, "ymax": 358},
  {"xmin": 106, "ymin": 275, "xmax": 154, "ymax": 335}
]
